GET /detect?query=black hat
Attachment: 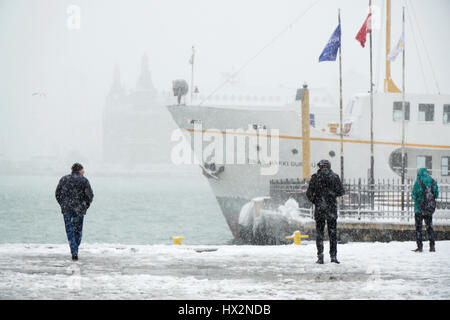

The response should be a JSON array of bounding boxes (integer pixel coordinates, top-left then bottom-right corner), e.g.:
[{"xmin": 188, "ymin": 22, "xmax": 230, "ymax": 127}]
[
  {"xmin": 317, "ymin": 159, "xmax": 331, "ymax": 169},
  {"xmin": 71, "ymin": 163, "xmax": 84, "ymax": 172}
]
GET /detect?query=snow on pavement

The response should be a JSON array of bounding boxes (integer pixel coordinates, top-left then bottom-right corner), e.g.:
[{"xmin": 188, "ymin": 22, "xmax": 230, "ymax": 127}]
[{"xmin": 0, "ymin": 241, "xmax": 449, "ymax": 299}]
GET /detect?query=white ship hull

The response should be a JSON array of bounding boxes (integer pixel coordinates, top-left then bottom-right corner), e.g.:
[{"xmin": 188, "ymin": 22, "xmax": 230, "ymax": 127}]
[{"xmin": 167, "ymin": 92, "xmax": 450, "ymax": 238}]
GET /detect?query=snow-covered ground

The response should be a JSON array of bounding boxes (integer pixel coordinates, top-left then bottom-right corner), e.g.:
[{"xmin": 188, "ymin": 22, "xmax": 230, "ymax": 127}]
[{"xmin": 0, "ymin": 242, "xmax": 449, "ymax": 299}]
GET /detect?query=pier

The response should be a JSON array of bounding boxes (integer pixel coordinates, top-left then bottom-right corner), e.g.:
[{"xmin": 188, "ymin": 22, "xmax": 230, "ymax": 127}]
[{"xmin": 237, "ymin": 178, "xmax": 450, "ymax": 244}]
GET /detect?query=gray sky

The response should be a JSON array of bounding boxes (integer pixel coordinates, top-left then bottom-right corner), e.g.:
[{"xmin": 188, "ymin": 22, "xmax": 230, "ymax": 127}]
[{"xmin": 0, "ymin": 0, "xmax": 449, "ymax": 161}]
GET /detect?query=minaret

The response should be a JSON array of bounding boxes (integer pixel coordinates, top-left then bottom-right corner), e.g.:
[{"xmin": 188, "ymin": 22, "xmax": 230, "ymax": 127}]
[
  {"xmin": 136, "ymin": 53, "xmax": 156, "ymax": 92},
  {"xmin": 109, "ymin": 64, "xmax": 125, "ymax": 97},
  {"xmin": 104, "ymin": 64, "xmax": 125, "ymax": 163}
]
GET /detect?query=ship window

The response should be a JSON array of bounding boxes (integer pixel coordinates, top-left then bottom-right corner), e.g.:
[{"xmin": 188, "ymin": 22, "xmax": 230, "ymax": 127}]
[
  {"xmin": 417, "ymin": 155, "xmax": 432, "ymax": 171},
  {"xmin": 443, "ymin": 104, "xmax": 450, "ymax": 124},
  {"xmin": 390, "ymin": 151, "xmax": 408, "ymax": 175},
  {"xmin": 393, "ymin": 102, "xmax": 410, "ymax": 121},
  {"xmin": 442, "ymin": 157, "xmax": 450, "ymax": 176},
  {"xmin": 418, "ymin": 104, "xmax": 434, "ymax": 121}
]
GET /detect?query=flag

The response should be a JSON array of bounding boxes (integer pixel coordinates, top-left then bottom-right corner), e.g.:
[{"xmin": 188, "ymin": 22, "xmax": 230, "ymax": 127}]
[
  {"xmin": 319, "ymin": 23, "xmax": 341, "ymax": 62},
  {"xmin": 355, "ymin": 12, "xmax": 372, "ymax": 48},
  {"xmin": 388, "ymin": 29, "xmax": 404, "ymax": 61}
]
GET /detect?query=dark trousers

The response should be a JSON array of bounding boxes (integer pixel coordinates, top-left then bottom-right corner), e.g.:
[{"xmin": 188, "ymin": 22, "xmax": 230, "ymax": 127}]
[
  {"xmin": 63, "ymin": 212, "xmax": 84, "ymax": 255},
  {"xmin": 315, "ymin": 215, "xmax": 337, "ymax": 258},
  {"xmin": 415, "ymin": 213, "xmax": 435, "ymax": 249}
]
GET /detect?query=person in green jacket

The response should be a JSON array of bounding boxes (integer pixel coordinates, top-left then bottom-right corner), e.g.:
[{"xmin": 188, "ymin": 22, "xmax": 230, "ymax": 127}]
[{"xmin": 411, "ymin": 168, "xmax": 439, "ymax": 252}]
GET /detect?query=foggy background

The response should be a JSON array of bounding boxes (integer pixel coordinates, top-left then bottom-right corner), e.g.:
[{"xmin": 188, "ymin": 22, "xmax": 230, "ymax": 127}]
[{"xmin": 0, "ymin": 0, "xmax": 449, "ymax": 169}]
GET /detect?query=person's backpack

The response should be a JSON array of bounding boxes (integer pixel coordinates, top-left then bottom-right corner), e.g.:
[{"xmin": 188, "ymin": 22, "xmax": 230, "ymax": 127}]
[{"xmin": 418, "ymin": 179, "xmax": 436, "ymax": 216}]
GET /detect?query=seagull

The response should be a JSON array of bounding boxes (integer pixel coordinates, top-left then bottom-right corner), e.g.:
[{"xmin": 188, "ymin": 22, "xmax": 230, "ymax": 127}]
[{"xmin": 32, "ymin": 92, "xmax": 47, "ymax": 98}]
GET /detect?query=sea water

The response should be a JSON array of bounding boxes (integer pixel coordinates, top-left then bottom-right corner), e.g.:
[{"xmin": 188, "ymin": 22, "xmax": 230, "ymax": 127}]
[{"xmin": 0, "ymin": 170, "xmax": 232, "ymax": 245}]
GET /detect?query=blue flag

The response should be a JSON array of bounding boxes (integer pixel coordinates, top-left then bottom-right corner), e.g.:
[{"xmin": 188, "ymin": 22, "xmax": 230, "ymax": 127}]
[{"xmin": 319, "ymin": 24, "xmax": 341, "ymax": 62}]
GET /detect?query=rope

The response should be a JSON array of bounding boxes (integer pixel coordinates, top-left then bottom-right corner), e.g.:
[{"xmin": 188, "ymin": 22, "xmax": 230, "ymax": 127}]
[
  {"xmin": 407, "ymin": 0, "xmax": 441, "ymax": 94},
  {"xmin": 198, "ymin": 0, "xmax": 323, "ymax": 106}
]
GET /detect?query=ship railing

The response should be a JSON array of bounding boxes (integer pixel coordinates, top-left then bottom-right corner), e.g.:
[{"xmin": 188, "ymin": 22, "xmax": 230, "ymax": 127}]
[{"xmin": 269, "ymin": 178, "xmax": 450, "ymax": 223}]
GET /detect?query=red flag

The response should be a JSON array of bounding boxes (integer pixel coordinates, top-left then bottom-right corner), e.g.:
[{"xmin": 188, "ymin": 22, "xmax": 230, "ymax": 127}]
[{"xmin": 356, "ymin": 13, "xmax": 372, "ymax": 48}]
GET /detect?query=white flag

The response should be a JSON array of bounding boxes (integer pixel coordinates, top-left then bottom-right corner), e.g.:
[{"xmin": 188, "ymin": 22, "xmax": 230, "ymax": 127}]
[{"xmin": 388, "ymin": 31, "xmax": 404, "ymax": 61}]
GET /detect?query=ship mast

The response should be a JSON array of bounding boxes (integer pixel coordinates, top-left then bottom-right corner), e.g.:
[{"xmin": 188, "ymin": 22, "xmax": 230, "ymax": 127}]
[
  {"xmin": 401, "ymin": 6, "xmax": 406, "ymax": 210},
  {"xmin": 369, "ymin": 0, "xmax": 375, "ymax": 195},
  {"xmin": 190, "ymin": 46, "xmax": 195, "ymax": 103},
  {"xmin": 384, "ymin": 0, "xmax": 401, "ymax": 93},
  {"xmin": 338, "ymin": 9, "xmax": 344, "ymax": 182}
]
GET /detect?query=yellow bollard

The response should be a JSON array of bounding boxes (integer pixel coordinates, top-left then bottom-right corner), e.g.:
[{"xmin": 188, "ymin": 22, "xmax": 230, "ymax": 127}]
[
  {"xmin": 172, "ymin": 236, "xmax": 184, "ymax": 245},
  {"xmin": 285, "ymin": 231, "xmax": 309, "ymax": 245}
]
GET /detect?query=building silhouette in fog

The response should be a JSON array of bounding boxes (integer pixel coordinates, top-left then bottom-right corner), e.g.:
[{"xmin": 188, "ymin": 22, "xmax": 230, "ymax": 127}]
[{"xmin": 103, "ymin": 54, "xmax": 174, "ymax": 166}]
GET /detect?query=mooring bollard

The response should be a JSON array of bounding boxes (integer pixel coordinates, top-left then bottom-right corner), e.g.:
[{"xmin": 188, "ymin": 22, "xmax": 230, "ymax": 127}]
[
  {"xmin": 172, "ymin": 236, "xmax": 184, "ymax": 245},
  {"xmin": 285, "ymin": 230, "xmax": 308, "ymax": 245}
]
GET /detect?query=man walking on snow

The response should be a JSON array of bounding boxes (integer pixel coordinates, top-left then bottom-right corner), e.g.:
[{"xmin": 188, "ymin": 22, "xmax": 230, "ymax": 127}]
[
  {"xmin": 306, "ymin": 160, "xmax": 345, "ymax": 264},
  {"xmin": 412, "ymin": 168, "xmax": 439, "ymax": 252},
  {"xmin": 55, "ymin": 163, "xmax": 94, "ymax": 260}
]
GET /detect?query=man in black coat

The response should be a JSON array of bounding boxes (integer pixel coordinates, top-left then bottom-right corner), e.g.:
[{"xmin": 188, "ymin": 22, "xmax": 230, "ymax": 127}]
[
  {"xmin": 55, "ymin": 163, "xmax": 94, "ymax": 260},
  {"xmin": 306, "ymin": 160, "xmax": 345, "ymax": 264}
]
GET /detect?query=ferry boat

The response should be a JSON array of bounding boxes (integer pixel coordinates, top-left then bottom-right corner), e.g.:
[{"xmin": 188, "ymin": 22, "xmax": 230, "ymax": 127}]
[{"xmin": 167, "ymin": 1, "xmax": 450, "ymax": 240}]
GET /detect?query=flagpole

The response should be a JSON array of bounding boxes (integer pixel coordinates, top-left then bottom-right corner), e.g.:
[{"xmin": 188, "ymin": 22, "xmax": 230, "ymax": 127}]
[
  {"xmin": 369, "ymin": 0, "xmax": 375, "ymax": 208},
  {"xmin": 190, "ymin": 46, "xmax": 195, "ymax": 104},
  {"xmin": 401, "ymin": 6, "xmax": 406, "ymax": 210},
  {"xmin": 338, "ymin": 9, "xmax": 344, "ymax": 182}
]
